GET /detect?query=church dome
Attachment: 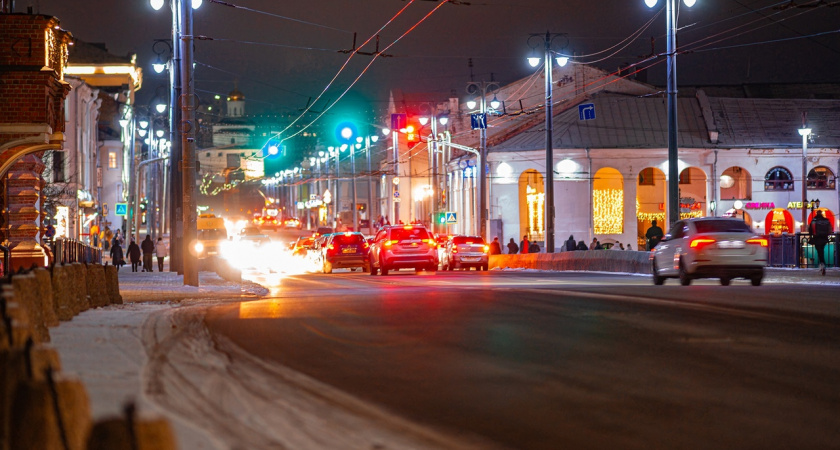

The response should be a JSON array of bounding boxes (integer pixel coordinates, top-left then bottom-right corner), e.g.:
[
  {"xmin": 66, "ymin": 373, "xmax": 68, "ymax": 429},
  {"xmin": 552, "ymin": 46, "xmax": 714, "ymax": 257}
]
[{"xmin": 227, "ymin": 88, "xmax": 245, "ymax": 101}]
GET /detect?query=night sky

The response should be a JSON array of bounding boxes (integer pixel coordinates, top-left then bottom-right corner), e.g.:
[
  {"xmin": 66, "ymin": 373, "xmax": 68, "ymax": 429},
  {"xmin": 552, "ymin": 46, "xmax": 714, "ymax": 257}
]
[{"xmin": 25, "ymin": 0, "xmax": 840, "ymax": 117}]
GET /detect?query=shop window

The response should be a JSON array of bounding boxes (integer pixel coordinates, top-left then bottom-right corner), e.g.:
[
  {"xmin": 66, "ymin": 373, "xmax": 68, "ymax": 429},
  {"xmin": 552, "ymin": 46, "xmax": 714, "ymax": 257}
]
[
  {"xmin": 639, "ymin": 168, "xmax": 656, "ymax": 186},
  {"xmin": 764, "ymin": 166, "xmax": 794, "ymax": 191},
  {"xmin": 720, "ymin": 166, "xmax": 751, "ymax": 200},
  {"xmin": 679, "ymin": 170, "xmax": 690, "ymax": 184},
  {"xmin": 108, "ymin": 152, "xmax": 117, "ymax": 169},
  {"xmin": 807, "ymin": 166, "xmax": 836, "ymax": 190}
]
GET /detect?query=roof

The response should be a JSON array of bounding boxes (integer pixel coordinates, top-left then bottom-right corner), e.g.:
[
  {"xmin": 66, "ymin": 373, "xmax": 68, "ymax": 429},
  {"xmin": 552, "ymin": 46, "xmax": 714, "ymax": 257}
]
[
  {"xmin": 68, "ymin": 39, "xmax": 133, "ymax": 65},
  {"xmin": 490, "ymin": 91, "xmax": 840, "ymax": 152}
]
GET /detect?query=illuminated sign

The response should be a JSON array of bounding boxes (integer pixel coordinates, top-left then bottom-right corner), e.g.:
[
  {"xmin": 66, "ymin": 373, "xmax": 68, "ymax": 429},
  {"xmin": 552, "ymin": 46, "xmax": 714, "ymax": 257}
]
[
  {"xmin": 743, "ymin": 202, "xmax": 776, "ymax": 210},
  {"xmin": 787, "ymin": 201, "xmax": 820, "ymax": 210}
]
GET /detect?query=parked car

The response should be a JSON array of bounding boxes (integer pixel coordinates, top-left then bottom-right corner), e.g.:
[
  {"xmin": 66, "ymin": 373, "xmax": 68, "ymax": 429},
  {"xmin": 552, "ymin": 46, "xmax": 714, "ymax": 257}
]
[
  {"xmin": 441, "ymin": 235, "xmax": 489, "ymax": 271},
  {"xmin": 320, "ymin": 232, "xmax": 370, "ymax": 273},
  {"xmin": 650, "ymin": 217, "xmax": 768, "ymax": 286},
  {"xmin": 368, "ymin": 224, "xmax": 437, "ymax": 275}
]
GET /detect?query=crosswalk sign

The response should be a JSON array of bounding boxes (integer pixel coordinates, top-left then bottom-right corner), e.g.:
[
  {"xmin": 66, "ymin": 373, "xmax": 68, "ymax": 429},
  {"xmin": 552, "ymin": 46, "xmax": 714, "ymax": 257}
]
[
  {"xmin": 115, "ymin": 203, "xmax": 128, "ymax": 216},
  {"xmin": 445, "ymin": 212, "xmax": 457, "ymax": 224}
]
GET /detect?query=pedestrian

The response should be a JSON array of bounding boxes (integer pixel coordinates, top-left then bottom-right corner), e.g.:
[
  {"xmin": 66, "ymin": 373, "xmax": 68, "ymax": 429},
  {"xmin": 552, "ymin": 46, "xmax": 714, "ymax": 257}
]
[
  {"xmin": 619, "ymin": 243, "xmax": 625, "ymax": 250},
  {"xmin": 576, "ymin": 240, "xmax": 588, "ymax": 251},
  {"xmin": 627, "ymin": 243, "xmax": 633, "ymax": 251},
  {"xmin": 808, "ymin": 210, "xmax": 833, "ymax": 275},
  {"xmin": 594, "ymin": 240, "xmax": 603, "ymax": 250},
  {"xmin": 141, "ymin": 235, "xmax": 155, "ymax": 272},
  {"xmin": 519, "ymin": 235, "xmax": 530, "ymax": 254},
  {"xmin": 507, "ymin": 238, "xmax": 519, "ymax": 254},
  {"xmin": 529, "ymin": 242, "xmax": 540, "ymax": 253},
  {"xmin": 109, "ymin": 240, "xmax": 124, "ymax": 271},
  {"xmin": 127, "ymin": 239, "xmax": 141, "ymax": 272},
  {"xmin": 384, "ymin": 215, "xmax": 391, "ymax": 226},
  {"xmin": 589, "ymin": 238, "xmax": 598, "ymax": 250},
  {"xmin": 155, "ymin": 237, "xmax": 168, "ymax": 272},
  {"xmin": 489, "ymin": 236, "xmax": 502, "ymax": 255},
  {"xmin": 565, "ymin": 235, "xmax": 576, "ymax": 252},
  {"xmin": 646, "ymin": 219, "xmax": 664, "ymax": 250}
]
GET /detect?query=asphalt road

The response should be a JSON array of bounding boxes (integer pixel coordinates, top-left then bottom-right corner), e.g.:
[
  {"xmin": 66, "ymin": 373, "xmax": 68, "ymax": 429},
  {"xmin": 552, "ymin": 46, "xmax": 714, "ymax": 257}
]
[{"xmin": 204, "ymin": 265, "xmax": 840, "ymax": 449}]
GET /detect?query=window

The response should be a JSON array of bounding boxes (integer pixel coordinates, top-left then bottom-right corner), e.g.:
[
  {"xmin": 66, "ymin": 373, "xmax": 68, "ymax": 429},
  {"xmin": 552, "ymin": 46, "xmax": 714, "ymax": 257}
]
[
  {"xmin": 206, "ymin": 152, "xmax": 211, "ymax": 158},
  {"xmin": 52, "ymin": 152, "xmax": 65, "ymax": 182},
  {"xmin": 679, "ymin": 169, "xmax": 690, "ymax": 184},
  {"xmin": 230, "ymin": 138, "xmax": 235, "ymax": 144},
  {"xmin": 639, "ymin": 168, "xmax": 656, "ymax": 186},
  {"xmin": 218, "ymin": 153, "xmax": 223, "ymax": 157},
  {"xmin": 108, "ymin": 152, "xmax": 118, "ymax": 169},
  {"xmin": 452, "ymin": 236, "xmax": 485, "ymax": 245},
  {"xmin": 807, "ymin": 166, "xmax": 836, "ymax": 190},
  {"xmin": 764, "ymin": 166, "xmax": 794, "ymax": 191},
  {"xmin": 695, "ymin": 220, "xmax": 751, "ymax": 233}
]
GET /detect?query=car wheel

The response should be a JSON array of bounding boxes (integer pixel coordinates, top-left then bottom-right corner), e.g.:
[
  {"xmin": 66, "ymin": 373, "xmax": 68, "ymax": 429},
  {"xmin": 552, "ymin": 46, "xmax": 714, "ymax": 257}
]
[
  {"xmin": 652, "ymin": 259, "xmax": 665, "ymax": 286},
  {"xmin": 323, "ymin": 261, "xmax": 332, "ymax": 274},
  {"xmin": 720, "ymin": 277, "xmax": 731, "ymax": 286},
  {"xmin": 369, "ymin": 263, "xmax": 377, "ymax": 276},
  {"xmin": 751, "ymin": 275, "xmax": 762, "ymax": 286},
  {"xmin": 427, "ymin": 264, "xmax": 437, "ymax": 273},
  {"xmin": 678, "ymin": 261, "xmax": 692, "ymax": 286},
  {"xmin": 482, "ymin": 264, "xmax": 488, "ymax": 271},
  {"xmin": 380, "ymin": 257, "xmax": 389, "ymax": 276}
]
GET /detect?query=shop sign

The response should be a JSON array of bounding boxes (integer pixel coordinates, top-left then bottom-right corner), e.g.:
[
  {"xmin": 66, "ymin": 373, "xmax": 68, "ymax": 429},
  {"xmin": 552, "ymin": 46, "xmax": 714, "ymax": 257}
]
[
  {"xmin": 659, "ymin": 202, "xmax": 701, "ymax": 211},
  {"xmin": 787, "ymin": 201, "xmax": 820, "ymax": 210},
  {"xmin": 743, "ymin": 202, "xmax": 775, "ymax": 210}
]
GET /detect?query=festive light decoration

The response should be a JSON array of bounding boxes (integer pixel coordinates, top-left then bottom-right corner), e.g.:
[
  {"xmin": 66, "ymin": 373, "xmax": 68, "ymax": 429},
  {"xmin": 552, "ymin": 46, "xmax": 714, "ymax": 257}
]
[
  {"xmin": 594, "ymin": 189, "xmax": 624, "ymax": 234},
  {"xmin": 526, "ymin": 185, "xmax": 545, "ymax": 240}
]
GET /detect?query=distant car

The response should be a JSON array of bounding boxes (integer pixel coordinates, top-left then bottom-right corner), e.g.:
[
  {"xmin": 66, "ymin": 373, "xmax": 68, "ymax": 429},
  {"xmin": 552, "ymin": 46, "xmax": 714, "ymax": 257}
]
[
  {"xmin": 236, "ymin": 226, "xmax": 271, "ymax": 246},
  {"xmin": 314, "ymin": 226, "xmax": 333, "ymax": 238},
  {"xmin": 368, "ymin": 224, "xmax": 437, "ymax": 276},
  {"xmin": 283, "ymin": 217, "xmax": 302, "ymax": 230},
  {"xmin": 650, "ymin": 217, "xmax": 768, "ymax": 286},
  {"xmin": 441, "ymin": 235, "xmax": 489, "ymax": 271},
  {"xmin": 320, "ymin": 232, "xmax": 370, "ymax": 273},
  {"xmin": 291, "ymin": 236, "xmax": 314, "ymax": 257},
  {"xmin": 256, "ymin": 215, "xmax": 280, "ymax": 230}
]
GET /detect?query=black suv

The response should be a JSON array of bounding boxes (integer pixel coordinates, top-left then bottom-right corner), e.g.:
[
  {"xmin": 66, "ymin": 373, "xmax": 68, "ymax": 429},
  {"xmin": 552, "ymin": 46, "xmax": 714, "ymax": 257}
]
[
  {"xmin": 321, "ymin": 232, "xmax": 369, "ymax": 273},
  {"xmin": 369, "ymin": 224, "xmax": 437, "ymax": 275}
]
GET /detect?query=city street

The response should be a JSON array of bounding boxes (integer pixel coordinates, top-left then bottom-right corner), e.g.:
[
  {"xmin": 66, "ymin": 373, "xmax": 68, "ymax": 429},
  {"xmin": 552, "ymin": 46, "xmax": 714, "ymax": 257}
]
[{"xmin": 197, "ymin": 269, "xmax": 840, "ymax": 449}]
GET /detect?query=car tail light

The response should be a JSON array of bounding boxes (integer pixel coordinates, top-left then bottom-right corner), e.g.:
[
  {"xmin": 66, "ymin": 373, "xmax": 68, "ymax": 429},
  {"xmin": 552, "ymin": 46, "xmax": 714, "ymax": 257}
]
[
  {"xmin": 422, "ymin": 239, "xmax": 435, "ymax": 248},
  {"xmin": 363, "ymin": 242, "xmax": 369, "ymax": 249},
  {"xmin": 689, "ymin": 237, "xmax": 716, "ymax": 249},
  {"xmin": 384, "ymin": 240, "xmax": 398, "ymax": 247},
  {"xmin": 483, "ymin": 245, "xmax": 490, "ymax": 253},
  {"xmin": 746, "ymin": 237, "xmax": 768, "ymax": 247},
  {"xmin": 452, "ymin": 248, "xmax": 458, "ymax": 254}
]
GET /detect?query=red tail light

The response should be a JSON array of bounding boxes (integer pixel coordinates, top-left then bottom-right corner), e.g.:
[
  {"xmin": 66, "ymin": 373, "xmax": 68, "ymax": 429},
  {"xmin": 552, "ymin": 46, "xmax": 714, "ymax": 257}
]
[
  {"xmin": 384, "ymin": 240, "xmax": 398, "ymax": 248},
  {"xmin": 363, "ymin": 242, "xmax": 369, "ymax": 249},
  {"xmin": 689, "ymin": 238, "xmax": 716, "ymax": 249},
  {"xmin": 746, "ymin": 237, "xmax": 768, "ymax": 247}
]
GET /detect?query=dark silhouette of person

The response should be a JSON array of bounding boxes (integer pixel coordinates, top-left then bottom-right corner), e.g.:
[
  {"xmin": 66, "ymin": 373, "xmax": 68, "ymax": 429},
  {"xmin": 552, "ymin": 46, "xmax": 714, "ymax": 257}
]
[
  {"xmin": 127, "ymin": 240, "xmax": 141, "ymax": 272},
  {"xmin": 520, "ymin": 235, "xmax": 530, "ymax": 254},
  {"xmin": 489, "ymin": 237, "xmax": 502, "ymax": 255},
  {"xmin": 809, "ymin": 210, "xmax": 833, "ymax": 275},
  {"xmin": 565, "ymin": 235, "xmax": 576, "ymax": 251},
  {"xmin": 646, "ymin": 220, "xmax": 664, "ymax": 250},
  {"xmin": 141, "ymin": 235, "xmax": 155, "ymax": 272},
  {"xmin": 109, "ymin": 241, "xmax": 124, "ymax": 271},
  {"xmin": 507, "ymin": 238, "xmax": 519, "ymax": 254}
]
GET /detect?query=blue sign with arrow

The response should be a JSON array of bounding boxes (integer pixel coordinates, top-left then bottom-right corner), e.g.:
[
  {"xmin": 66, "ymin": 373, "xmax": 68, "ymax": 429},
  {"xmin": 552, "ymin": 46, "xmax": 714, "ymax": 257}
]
[{"xmin": 578, "ymin": 103, "xmax": 595, "ymax": 121}]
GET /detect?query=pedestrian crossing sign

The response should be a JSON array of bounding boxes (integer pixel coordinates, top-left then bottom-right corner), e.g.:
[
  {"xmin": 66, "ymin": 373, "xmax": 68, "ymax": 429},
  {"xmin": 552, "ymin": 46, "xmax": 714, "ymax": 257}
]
[
  {"xmin": 115, "ymin": 203, "xmax": 128, "ymax": 216},
  {"xmin": 445, "ymin": 212, "xmax": 457, "ymax": 224}
]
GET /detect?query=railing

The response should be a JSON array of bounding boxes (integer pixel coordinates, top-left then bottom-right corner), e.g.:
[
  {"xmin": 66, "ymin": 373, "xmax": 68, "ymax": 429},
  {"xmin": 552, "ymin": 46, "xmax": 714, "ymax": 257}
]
[
  {"xmin": 794, "ymin": 232, "xmax": 839, "ymax": 269},
  {"xmin": 51, "ymin": 238, "xmax": 102, "ymax": 265}
]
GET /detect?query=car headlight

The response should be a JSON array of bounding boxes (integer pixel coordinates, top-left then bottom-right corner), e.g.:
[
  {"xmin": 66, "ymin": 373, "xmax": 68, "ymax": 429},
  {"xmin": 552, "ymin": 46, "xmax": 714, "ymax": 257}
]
[{"xmin": 194, "ymin": 241, "xmax": 204, "ymax": 253}]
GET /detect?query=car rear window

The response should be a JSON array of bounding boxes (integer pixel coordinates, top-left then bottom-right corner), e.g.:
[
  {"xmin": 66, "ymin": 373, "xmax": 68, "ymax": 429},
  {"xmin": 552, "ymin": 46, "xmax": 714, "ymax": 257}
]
[
  {"xmin": 452, "ymin": 236, "xmax": 484, "ymax": 245},
  {"xmin": 332, "ymin": 234, "xmax": 365, "ymax": 244},
  {"xmin": 391, "ymin": 228, "xmax": 430, "ymax": 240},
  {"xmin": 695, "ymin": 220, "xmax": 752, "ymax": 233},
  {"xmin": 198, "ymin": 229, "xmax": 227, "ymax": 240}
]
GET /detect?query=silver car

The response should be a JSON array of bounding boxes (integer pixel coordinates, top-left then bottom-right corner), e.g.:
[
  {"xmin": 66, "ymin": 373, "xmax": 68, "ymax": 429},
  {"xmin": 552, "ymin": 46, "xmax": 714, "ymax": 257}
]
[
  {"xmin": 650, "ymin": 217, "xmax": 768, "ymax": 286},
  {"xmin": 442, "ymin": 235, "xmax": 489, "ymax": 271}
]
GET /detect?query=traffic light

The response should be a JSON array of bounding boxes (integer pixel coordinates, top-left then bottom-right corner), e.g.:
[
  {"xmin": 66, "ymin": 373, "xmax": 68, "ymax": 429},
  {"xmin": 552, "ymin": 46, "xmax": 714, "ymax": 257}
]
[
  {"xmin": 406, "ymin": 123, "xmax": 419, "ymax": 148},
  {"xmin": 434, "ymin": 212, "xmax": 446, "ymax": 224}
]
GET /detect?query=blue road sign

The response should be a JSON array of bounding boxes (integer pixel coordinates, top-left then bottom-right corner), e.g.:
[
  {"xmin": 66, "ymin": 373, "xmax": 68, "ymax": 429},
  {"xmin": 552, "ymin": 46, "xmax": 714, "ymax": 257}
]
[
  {"xmin": 470, "ymin": 113, "xmax": 487, "ymax": 130},
  {"xmin": 115, "ymin": 203, "xmax": 128, "ymax": 216},
  {"xmin": 445, "ymin": 212, "xmax": 457, "ymax": 224},
  {"xmin": 391, "ymin": 113, "xmax": 406, "ymax": 130},
  {"xmin": 578, "ymin": 103, "xmax": 595, "ymax": 121}
]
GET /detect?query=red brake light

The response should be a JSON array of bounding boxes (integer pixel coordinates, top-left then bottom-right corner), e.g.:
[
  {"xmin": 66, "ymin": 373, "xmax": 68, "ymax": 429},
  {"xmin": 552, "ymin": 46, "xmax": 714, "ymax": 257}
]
[
  {"xmin": 403, "ymin": 225, "xmax": 412, "ymax": 230},
  {"xmin": 746, "ymin": 237, "xmax": 768, "ymax": 247},
  {"xmin": 384, "ymin": 240, "xmax": 397, "ymax": 247},
  {"xmin": 689, "ymin": 238, "xmax": 716, "ymax": 249}
]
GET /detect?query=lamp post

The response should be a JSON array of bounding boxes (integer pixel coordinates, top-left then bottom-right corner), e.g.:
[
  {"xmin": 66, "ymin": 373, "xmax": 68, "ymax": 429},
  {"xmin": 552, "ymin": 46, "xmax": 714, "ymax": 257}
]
[
  {"xmin": 645, "ymin": 0, "xmax": 695, "ymax": 230},
  {"xmin": 800, "ymin": 125, "xmax": 812, "ymax": 231},
  {"xmin": 465, "ymin": 81, "xmax": 500, "ymax": 241},
  {"xmin": 527, "ymin": 32, "xmax": 569, "ymax": 253},
  {"xmin": 357, "ymin": 134, "xmax": 379, "ymax": 232},
  {"xmin": 419, "ymin": 109, "xmax": 449, "ymax": 235}
]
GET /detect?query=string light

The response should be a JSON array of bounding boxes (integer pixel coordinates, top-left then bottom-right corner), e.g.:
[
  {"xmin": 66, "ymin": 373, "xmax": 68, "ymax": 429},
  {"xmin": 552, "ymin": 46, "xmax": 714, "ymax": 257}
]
[
  {"xmin": 526, "ymin": 185, "xmax": 545, "ymax": 240},
  {"xmin": 593, "ymin": 189, "xmax": 624, "ymax": 234}
]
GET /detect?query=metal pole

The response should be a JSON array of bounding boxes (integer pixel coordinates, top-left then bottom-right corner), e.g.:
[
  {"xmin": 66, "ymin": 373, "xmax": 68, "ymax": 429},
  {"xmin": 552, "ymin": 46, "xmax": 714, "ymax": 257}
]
[
  {"xmin": 335, "ymin": 151, "xmax": 341, "ymax": 226},
  {"xmin": 169, "ymin": 0, "xmax": 183, "ymax": 274},
  {"xmin": 180, "ymin": 0, "xmax": 198, "ymax": 286},
  {"xmin": 802, "ymin": 132, "xmax": 808, "ymax": 232},
  {"xmin": 666, "ymin": 0, "xmax": 680, "ymax": 229},
  {"xmin": 126, "ymin": 116, "xmax": 137, "ymax": 244},
  {"xmin": 431, "ymin": 116, "xmax": 438, "ymax": 235},
  {"xmin": 366, "ymin": 137, "xmax": 373, "ymax": 233},
  {"xmin": 478, "ymin": 92, "xmax": 487, "ymax": 241},
  {"xmin": 392, "ymin": 131, "xmax": 400, "ymax": 223},
  {"xmin": 351, "ymin": 146, "xmax": 358, "ymax": 231},
  {"xmin": 544, "ymin": 32, "xmax": 555, "ymax": 253}
]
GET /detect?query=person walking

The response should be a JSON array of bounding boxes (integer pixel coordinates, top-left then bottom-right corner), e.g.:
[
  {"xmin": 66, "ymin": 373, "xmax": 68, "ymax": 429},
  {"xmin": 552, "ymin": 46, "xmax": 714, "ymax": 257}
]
[
  {"xmin": 519, "ymin": 235, "xmax": 530, "ymax": 254},
  {"xmin": 565, "ymin": 235, "xmax": 576, "ymax": 252},
  {"xmin": 141, "ymin": 235, "xmax": 155, "ymax": 272},
  {"xmin": 507, "ymin": 238, "xmax": 519, "ymax": 254},
  {"xmin": 127, "ymin": 239, "xmax": 141, "ymax": 272},
  {"xmin": 576, "ymin": 240, "xmax": 588, "ymax": 251},
  {"xmin": 594, "ymin": 240, "xmax": 603, "ymax": 250},
  {"xmin": 489, "ymin": 236, "xmax": 502, "ymax": 255},
  {"xmin": 155, "ymin": 237, "xmax": 168, "ymax": 272},
  {"xmin": 589, "ymin": 238, "xmax": 598, "ymax": 250},
  {"xmin": 109, "ymin": 240, "xmax": 124, "ymax": 271},
  {"xmin": 646, "ymin": 219, "xmax": 664, "ymax": 250},
  {"xmin": 808, "ymin": 210, "xmax": 833, "ymax": 275}
]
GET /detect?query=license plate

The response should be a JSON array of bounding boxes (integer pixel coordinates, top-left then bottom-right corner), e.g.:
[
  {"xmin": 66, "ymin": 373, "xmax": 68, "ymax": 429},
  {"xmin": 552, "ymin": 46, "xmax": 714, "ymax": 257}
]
[
  {"xmin": 718, "ymin": 241, "xmax": 745, "ymax": 249},
  {"xmin": 462, "ymin": 256, "xmax": 480, "ymax": 261},
  {"xmin": 342, "ymin": 248, "xmax": 356, "ymax": 253}
]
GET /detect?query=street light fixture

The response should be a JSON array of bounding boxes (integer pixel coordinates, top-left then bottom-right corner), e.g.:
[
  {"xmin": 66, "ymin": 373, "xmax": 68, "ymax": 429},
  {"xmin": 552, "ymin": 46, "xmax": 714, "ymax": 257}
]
[
  {"xmin": 465, "ymin": 81, "xmax": 499, "ymax": 240},
  {"xmin": 800, "ymin": 125, "xmax": 812, "ymax": 231},
  {"xmin": 526, "ymin": 31, "xmax": 569, "ymax": 252},
  {"xmin": 645, "ymin": 0, "xmax": 696, "ymax": 230}
]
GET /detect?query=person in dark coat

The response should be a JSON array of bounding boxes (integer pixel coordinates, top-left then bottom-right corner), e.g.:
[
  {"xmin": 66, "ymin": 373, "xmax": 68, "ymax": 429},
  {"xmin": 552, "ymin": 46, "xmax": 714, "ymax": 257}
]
[
  {"xmin": 141, "ymin": 235, "xmax": 155, "ymax": 272},
  {"xmin": 565, "ymin": 235, "xmax": 576, "ymax": 252},
  {"xmin": 507, "ymin": 238, "xmax": 519, "ymax": 254},
  {"xmin": 576, "ymin": 240, "xmax": 588, "ymax": 251},
  {"xmin": 127, "ymin": 239, "xmax": 141, "ymax": 272},
  {"xmin": 109, "ymin": 241, "xmax": 124, "ymax": 271},
  {"xmin": 809, "ymin": 210, "xmax": 833, "ymax": 275},
  {"xmin": 529, "ymin": 242, "xmax": 540, "ymax": 253},
  {"xmin": 489, "ymin": 237, "xmax": 502, "ymax": 255}
]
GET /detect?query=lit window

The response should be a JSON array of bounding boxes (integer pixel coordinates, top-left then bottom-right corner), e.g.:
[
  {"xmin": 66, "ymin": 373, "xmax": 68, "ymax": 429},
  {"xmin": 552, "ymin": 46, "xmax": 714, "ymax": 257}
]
[
  {"xmin": 807, "ymin": 166, "xmax": 836, "ymax": 190},
  {"xmin": 764, "ymin": 167, "xmax": 794, "ymax": 191},
  {"xmin": 108, "ymin": 152, "xmax": 117, "ymax": 169}
]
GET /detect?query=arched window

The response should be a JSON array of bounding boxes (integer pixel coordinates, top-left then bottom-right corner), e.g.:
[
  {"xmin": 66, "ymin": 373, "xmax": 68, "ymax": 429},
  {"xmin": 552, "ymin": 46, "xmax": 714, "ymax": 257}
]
[
  {"xmin": 807, "ymin": 166, "xmax": 836, "ymax": 190},
  {"xmin": 764, "ymin": 166, "xmax": 794, "ymax": 191},
  {"xmin": 720, "ymin": 166, "xmax": 752, "ymax": 200}
]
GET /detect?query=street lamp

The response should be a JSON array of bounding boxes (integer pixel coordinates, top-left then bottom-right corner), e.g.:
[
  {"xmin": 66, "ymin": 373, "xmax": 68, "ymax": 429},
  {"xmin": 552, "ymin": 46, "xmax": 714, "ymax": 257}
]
[
  {"xmin": 800, "ymin": 125, "xmax": 812, "ymax": 231},
  {"xmin": 418, "ymin": 106, "xmax": 449, "ymax": 234},
  {"xmin": 645, "ymin": 0, "xmax": 695, "ymax": 231},
  {"xmin": 465, "ymin": 81, "xmax": 500, "ymax": 241},
  {"xmin": 527, "ymin": 32, "xmax": 570, "ymax": 253}
]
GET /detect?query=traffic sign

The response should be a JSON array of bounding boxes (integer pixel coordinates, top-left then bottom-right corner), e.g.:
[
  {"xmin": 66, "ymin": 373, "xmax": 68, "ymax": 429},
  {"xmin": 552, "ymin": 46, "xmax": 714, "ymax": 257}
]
[
  {"xmin": 445, "ymin": 212, "xmax": 457, "ymax": 224},
  {"xmin": 470, "ymin": 113, "xmax": 487, "ymax": 129},
  {"xmin": 394, "ymin": 191, "xmax": 400, "ymax": 198},
  {"xmin": 578, "ymin": 103, "xmax": 595, "ymax": 121},
  {"xmin": 115, "ymin": 203, "xmax": 128, "ymax": 216}
]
